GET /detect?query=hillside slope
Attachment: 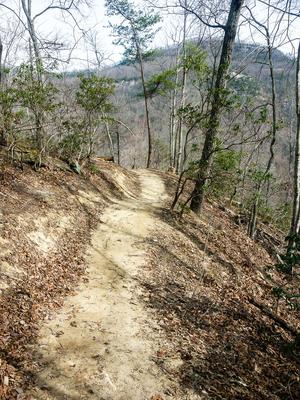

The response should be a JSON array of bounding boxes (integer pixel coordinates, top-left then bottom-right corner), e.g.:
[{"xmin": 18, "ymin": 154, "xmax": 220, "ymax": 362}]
[
  {"xmin": 0, "ymin": 159, "xmax": 139, "ymax": 399},
  {"xmin": 143, "ymin": 173, "xmax": 300, "ymax": 399},
  {"xmin": 0, "ymin": 162, "xmax": 299, "ymax": 399}
]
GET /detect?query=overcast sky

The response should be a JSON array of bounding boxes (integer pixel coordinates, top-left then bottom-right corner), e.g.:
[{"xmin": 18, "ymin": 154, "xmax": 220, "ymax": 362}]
[{"xmin": 0, "ymin": 0, "xmax": 299, "ymax": 71}]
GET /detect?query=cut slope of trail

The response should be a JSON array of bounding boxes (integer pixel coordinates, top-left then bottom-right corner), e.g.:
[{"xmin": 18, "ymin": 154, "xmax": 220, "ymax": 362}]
[{"xmin": 28, "ymin": 170, "xmax": 186, "ymax": 400}]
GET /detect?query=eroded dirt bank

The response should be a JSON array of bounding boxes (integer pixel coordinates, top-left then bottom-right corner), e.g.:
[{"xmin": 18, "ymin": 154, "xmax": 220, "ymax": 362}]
[{"xmin": 0, "ymin": 160, "xmax": 141, "ymax": 399}]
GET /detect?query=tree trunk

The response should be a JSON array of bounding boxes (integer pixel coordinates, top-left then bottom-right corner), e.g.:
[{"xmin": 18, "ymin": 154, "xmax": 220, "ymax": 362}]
[
  {"xmin": 140, "ymin": 62, "xmax": 152, "ymax": 169},
  {"xmin": 0, "ymin": 35, "xmax": 3, "ymax": 85},
  {"xmin": 21, "ymin": 0, "xmax": 42, "ymax": 73},
  {"xmin": 132, "ymin": 28, "xmax": 152, "ymax": 168},
  {"xmin": 176, "ymin": 2, "xmax": 188, "ymax": 173},
  {"xmin": 169, "ymin": 71, "xmax": 179, "ymax": 168},
  {"xmin": 116, "ymin": 127, "xmax": 120, "ymax": 165},
  {"xmin": 190, "ymin": 0, "xmax": 244, "ymax": 214},
  {"xmin": 21, "ymin": 0, "xmax": 44, "ymax": 152},
  {"xmin": 247, "ymin": 27, "xmax": 277, "ymax": 239},
  {"xmin": 104, "ymin": 120, "xmax": 115, "ymax": 161},
  {"xmin": 169, "ymin": 97, "xmax": 175, "ymax": 166},
  {"xmin": 171, "ymin": 60, "xmax": 180, "ymax": 168},
  {"xmin": 288, "ymin": 41, "xmax": 300, "ymax": 248},
  {"xmin": 0, "ymin": 35, "xmax": 6, "ymax": 147},
  {"xmin": 248, "ymin": 193, "xmax": 259, "ymax": 239}
]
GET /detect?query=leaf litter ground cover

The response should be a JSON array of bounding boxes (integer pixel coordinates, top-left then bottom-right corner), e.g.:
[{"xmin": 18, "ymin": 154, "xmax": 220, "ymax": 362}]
[{"xmin": 140, "ymin": 174, "xmax": 300, "ymax": 400}]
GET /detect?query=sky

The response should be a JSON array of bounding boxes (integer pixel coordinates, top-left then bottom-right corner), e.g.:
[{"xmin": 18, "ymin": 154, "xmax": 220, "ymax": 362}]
[{"xmin": 0, "ymin": 0, "xmax": 299, "ymax": 71}]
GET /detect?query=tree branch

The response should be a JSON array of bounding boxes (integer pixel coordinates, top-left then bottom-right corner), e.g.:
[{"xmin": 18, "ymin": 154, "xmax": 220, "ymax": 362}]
[
  {"xmin": 0, "ymin": 3, "xmax": 28, "ymax": 31},
  {"xmin": 32, "ymin": 0, "xmax": 76, "ymax": 21},
  {"xmin": 257, "ymin": 0, "xmax": 300, "ymax": 18},
  {"xmin": 177, "ymin": 0, "xmax": 226, "ymax": 30}
]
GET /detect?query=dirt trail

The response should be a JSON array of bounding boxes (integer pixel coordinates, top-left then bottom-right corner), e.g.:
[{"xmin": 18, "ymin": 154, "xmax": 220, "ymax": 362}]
[{"xmin": 28, "ymin": 170, "xmax": 176, "ymax": 400}]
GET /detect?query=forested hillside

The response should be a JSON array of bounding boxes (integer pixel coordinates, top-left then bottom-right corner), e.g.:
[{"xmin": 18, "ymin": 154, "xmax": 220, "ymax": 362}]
[
  {"xmin": 101, "ymin": 40, "xmax": 295, "ymax": 172},
  {"xmin": 55, "ymin": 37, "xmax": 297, "ymax": 232},
  {"xmin": 0, "ymin": 0, "xmax": 299, "ymax": 399}
]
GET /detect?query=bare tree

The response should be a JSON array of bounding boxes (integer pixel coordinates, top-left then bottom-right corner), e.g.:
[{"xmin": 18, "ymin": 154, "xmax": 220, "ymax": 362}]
[
  {"xmin": 243, "ymin": 0, "xmax": 300, "ymax": 238},
  {"xmin": 0, "ymin": 33, "xmax": 5, "ymax": 147},
  {"xmin": 0, "ymin": 34, "xmax": 3, "ymax": 86},
  {"xmin": 0, "ymin": 0, "xmax": 88, "ymax": 153},
  {"xmin": 288, "ymin": 40, "xmax": 300, "ymax": 249},
  {"xmin": 175, "ymin": 0, "xmax": 188, "ymax": 173}
]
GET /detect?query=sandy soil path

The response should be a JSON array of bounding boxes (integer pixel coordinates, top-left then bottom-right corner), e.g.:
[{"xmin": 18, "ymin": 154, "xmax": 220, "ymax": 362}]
[{"xmin": 28, "ymin": 170, "xmax": 175, "ymax": 400}]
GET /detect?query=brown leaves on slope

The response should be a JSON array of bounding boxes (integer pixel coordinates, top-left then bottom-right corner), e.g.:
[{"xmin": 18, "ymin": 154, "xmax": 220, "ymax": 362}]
[
  {"xmin": 141, "ymin": 192, "xmax": 299, "ymax": 399},
  {"xmin": 0, "ymin": 161, "xmax": 138, "ymax": 399}
]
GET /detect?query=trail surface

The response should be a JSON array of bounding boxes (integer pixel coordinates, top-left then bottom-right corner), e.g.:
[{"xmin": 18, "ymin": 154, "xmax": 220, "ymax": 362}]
[{"xmin": 29, "ymin": 170, "xmax": 176, "ymax": 400}]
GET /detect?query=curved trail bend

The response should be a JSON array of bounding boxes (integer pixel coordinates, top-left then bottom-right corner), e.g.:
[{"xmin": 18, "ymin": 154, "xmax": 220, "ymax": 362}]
[{"xmin": 29, "ymin": 170, "xmax": 176, "ymax": 400}]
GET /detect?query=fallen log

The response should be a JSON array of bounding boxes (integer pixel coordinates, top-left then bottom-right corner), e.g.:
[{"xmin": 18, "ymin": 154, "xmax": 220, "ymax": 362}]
[{"xmin": 248, "ymin": 297, "xmax": 298, "ymax": 336}]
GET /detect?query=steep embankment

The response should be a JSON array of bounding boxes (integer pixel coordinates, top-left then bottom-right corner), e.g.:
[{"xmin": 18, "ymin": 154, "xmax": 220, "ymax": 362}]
[
  {"xmin": 0, "ymin": 160, "xmax": 139, "ymax": 399},
  {"xmin": 141, "ymin": 173, "xmax": 300, "ymax": 400},
  {"xmin": 0, "ymin": 162, "xmax": 299, "ymax": 399}
]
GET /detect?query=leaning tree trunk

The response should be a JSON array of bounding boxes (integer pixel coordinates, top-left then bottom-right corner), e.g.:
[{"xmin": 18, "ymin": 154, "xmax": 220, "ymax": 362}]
[
  {"xmin": 190, "ymin": 0, "xmax": 244, "ymax": 214},
  {"xmin": 288, "ymin": 41, "xmax": 300, "ymax": 249}
]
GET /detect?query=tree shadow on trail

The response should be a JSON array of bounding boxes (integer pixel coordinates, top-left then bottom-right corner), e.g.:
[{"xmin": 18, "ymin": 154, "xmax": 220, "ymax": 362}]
[
  {"xmin": 142, "ymin": 207, "xmax": 300, "ymax": 400},
  {"xmin": 144, "ymin": 277, "xmax": 300, "ymax": 400}
]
